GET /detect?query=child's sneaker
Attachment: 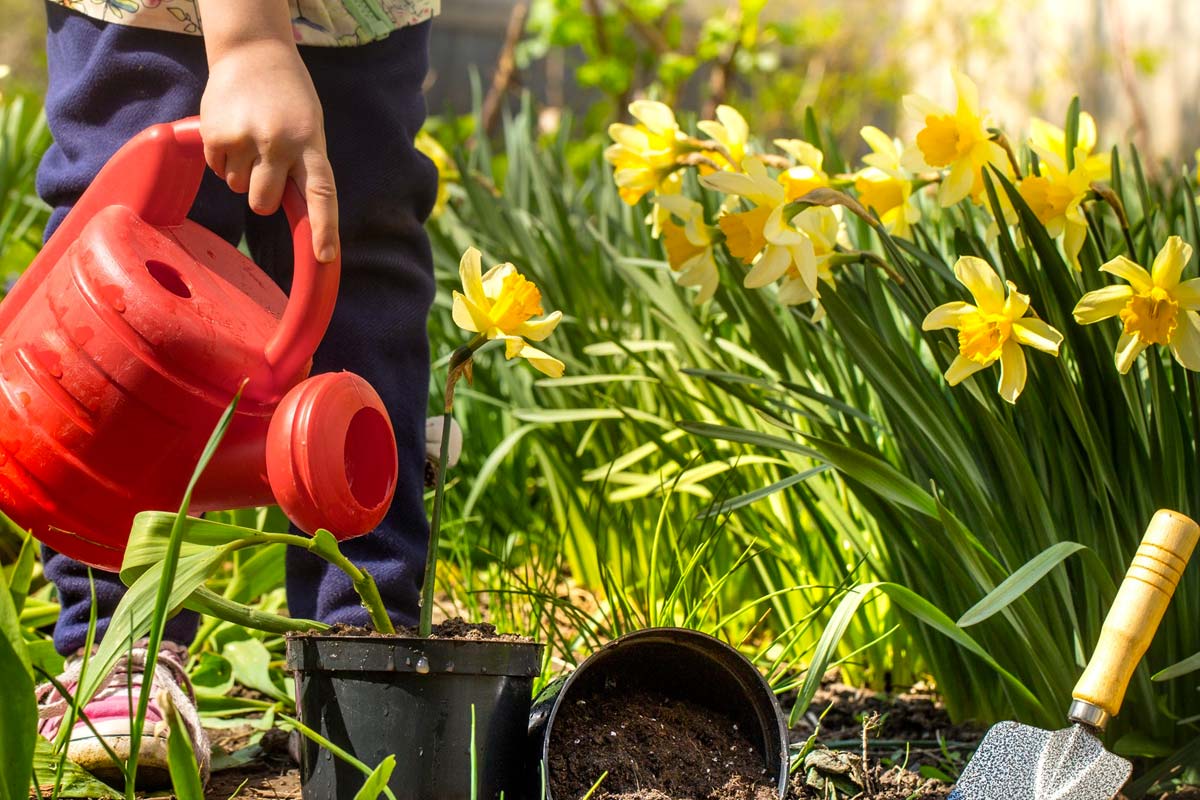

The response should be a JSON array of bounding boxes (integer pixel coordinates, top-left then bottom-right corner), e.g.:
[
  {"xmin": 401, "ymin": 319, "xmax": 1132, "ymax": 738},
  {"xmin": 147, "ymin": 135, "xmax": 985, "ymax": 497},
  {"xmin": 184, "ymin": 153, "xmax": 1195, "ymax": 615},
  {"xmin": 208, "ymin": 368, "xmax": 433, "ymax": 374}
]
[{"xmin": 36, "ymin": 640, "xmax": 209, "ymax": 787}]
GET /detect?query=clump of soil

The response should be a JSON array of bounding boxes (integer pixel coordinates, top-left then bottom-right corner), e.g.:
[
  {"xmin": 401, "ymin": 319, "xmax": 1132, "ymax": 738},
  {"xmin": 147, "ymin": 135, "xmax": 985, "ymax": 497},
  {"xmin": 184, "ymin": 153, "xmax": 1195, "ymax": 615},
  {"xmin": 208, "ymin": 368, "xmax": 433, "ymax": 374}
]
[
  {"xmin": 548, "ymin": 689, "xmax": 779, "ymax": 800},
  {"xmin": 317, "ymin": 617, "xmax": 530, "ymax": 642}
]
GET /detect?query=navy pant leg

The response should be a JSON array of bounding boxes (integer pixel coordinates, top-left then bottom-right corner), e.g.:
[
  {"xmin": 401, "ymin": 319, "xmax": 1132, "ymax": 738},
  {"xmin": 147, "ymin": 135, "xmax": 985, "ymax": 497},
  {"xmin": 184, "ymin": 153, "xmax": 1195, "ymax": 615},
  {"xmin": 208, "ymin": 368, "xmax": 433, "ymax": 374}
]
[{"xmin": 254, "ymin": 24, "xmax": 438, "ymax": 629}]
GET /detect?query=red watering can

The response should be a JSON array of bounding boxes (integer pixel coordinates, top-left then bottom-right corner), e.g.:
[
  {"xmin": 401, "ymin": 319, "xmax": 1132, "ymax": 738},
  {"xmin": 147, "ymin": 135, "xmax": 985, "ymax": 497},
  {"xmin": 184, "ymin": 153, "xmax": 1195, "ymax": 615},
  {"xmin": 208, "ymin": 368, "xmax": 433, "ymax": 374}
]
[{"xmin": 0, "ymin": 117, "xmax": 398, "ymax": 570}]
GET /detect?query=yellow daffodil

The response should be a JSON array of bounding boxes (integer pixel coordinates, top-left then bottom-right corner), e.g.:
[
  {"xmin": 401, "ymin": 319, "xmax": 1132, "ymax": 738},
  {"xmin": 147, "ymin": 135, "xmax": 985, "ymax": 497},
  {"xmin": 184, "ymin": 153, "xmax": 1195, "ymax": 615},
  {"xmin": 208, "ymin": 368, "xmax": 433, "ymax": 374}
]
[
  {"xmin": 415, "ymin": 130, "xmax": 458, "ymax": 219},
  {"xmin": 774, "ymin": 139, "xmax": 830, "ymax": 200},
  {"xmin": 1029, "ymin": 113, "xmax": 1110, "ymax": 182},
  {"xmin": 1018, "ymin": 145, "xmax": 1105, "ymax": 270},
  {"xmin": 654, "ymin": 195, "xmax": 721, "ymax": 304},
  {"xmin": 854, "ymin": 126, "xmax": 921, "ymax": 238},
  {"xmin": 776, "ymin": 206, "xmax": 851, "ymax": 322},
  {"xmin": 451, "ymin": 247, "xmax": 565, "ymax": 377},
  {"xmin": 702, "ymin": 158, "xmax": 820, "ymax": 296},
  {"xmin": 697, "ymin": 105, "xmax": 750, "ymax": 173},
  {"xmin": 903, "ymin": 70, "xmax": 1009, "ymax": 207},
  {"xmin": 606, "ymin": 100, "xmax": 688, "ymax": 205},
  {"xmin": 1073, "ymin": 236, "xmax": 1200, "ymax": 374},
  {"xmin": 923, "ymin": 256, "xmax": 1063, "ymax": 403}
]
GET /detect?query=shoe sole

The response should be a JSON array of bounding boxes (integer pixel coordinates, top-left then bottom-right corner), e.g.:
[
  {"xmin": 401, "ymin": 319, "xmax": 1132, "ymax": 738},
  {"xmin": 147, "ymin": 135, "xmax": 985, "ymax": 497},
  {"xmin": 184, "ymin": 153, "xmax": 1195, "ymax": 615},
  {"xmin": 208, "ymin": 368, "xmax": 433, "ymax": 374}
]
[{"xmin": 65, "ymin": 732, "xmax": 172, "ymax": 788}]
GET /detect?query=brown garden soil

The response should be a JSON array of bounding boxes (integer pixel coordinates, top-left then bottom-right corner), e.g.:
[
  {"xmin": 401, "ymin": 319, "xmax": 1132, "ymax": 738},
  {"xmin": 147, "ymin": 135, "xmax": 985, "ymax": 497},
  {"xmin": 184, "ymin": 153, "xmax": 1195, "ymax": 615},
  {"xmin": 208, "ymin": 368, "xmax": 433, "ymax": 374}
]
[
  {"xmin": 316, "ymin": 616, "xmax": 530, "ymax": 642},
  {"xmin": 547, "ymin": 689, "xmax": 779, "ymax": 800}
]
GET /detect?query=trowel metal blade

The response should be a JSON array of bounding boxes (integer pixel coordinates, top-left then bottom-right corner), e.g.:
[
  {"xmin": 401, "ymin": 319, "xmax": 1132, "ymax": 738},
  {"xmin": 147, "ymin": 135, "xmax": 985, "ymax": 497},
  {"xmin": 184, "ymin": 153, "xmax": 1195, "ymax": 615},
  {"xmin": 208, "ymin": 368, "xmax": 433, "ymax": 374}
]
[{"xmin": 948, "ymin": 721, "xmax": 1131, "ymax": 800}]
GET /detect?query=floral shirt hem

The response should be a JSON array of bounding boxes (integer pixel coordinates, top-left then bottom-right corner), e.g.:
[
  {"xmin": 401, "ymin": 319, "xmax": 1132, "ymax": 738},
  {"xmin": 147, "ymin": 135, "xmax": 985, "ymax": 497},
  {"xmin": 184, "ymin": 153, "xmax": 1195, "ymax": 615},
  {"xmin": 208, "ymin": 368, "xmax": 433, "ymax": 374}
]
[{"xmin": 47, "ymin": 0, "xmax": 440, "ymax": 48}]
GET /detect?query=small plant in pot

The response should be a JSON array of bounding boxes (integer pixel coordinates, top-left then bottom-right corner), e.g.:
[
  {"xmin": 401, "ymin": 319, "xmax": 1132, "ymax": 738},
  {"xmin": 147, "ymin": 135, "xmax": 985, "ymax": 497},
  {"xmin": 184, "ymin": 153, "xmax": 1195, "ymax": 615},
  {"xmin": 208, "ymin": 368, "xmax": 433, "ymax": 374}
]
[{"xmin": 285, "ymin": 246, "xmax": 564, "ymax": 800}]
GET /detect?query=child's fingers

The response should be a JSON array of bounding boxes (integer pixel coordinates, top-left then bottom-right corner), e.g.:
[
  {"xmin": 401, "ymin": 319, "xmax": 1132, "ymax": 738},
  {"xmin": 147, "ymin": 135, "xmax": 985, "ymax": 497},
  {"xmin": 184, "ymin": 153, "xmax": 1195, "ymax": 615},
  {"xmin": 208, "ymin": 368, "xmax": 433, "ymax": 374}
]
[
  {"xmin": 222, "ymin": 149, "xmax": 256, "ymax": 194},
  {"xmin": 247, "ymin": 157, "xmax": 288, "ymax": 216},
  {"xmin": 294, "ymin": 151, "xmax": 339, "ymax": 264}
]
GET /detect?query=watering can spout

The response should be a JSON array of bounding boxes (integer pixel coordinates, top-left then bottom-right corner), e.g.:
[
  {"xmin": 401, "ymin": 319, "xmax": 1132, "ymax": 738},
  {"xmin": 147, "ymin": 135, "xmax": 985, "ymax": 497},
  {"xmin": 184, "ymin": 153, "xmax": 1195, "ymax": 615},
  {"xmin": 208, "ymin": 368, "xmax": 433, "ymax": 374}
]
[{"xmin": 0, "ymin": 117, "xmax": 398, "ymax": 569}]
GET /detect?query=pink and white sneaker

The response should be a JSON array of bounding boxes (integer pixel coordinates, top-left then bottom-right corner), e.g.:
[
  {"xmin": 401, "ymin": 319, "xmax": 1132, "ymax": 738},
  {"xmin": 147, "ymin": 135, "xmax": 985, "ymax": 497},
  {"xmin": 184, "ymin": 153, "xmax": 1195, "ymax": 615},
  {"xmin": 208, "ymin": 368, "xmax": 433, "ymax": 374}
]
[{"xmin": 36, "ymin": 641, "xmax": 209, "ymax": 787}]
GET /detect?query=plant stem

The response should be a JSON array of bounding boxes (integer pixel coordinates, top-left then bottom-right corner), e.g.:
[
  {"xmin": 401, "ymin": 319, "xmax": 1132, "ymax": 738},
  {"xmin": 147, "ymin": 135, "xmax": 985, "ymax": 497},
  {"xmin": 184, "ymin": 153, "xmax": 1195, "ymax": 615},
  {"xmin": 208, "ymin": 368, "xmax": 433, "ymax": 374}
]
[{"xmin": 419, "ymin": 339, "xmax": 482, "ymax": 637}]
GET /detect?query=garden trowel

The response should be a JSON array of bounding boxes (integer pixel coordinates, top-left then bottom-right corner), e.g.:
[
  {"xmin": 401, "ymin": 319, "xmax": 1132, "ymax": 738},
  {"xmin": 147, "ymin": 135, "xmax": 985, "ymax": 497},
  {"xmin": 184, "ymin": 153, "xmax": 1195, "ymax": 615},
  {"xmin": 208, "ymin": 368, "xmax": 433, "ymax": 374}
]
[{"xmin": 950, "ymin": 509, "xmax": 1200, "ymax": 800}]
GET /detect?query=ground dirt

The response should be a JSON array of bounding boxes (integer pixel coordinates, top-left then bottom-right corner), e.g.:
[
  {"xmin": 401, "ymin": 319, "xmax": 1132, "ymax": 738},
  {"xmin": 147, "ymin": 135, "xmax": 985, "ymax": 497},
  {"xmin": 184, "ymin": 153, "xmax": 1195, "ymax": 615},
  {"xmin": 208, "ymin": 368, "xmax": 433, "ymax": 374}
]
[{"xmin": 197, "ymin": 677, "xmax": 1200, "ymax": 800}]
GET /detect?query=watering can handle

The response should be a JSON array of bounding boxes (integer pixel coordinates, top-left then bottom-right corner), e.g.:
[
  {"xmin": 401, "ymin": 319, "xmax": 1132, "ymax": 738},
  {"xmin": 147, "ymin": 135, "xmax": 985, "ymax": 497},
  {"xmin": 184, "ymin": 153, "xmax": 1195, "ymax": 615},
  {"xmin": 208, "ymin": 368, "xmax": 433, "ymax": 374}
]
[{"xmin": 168, "ymin": 118, "xmax": 339, "ymax": 388}]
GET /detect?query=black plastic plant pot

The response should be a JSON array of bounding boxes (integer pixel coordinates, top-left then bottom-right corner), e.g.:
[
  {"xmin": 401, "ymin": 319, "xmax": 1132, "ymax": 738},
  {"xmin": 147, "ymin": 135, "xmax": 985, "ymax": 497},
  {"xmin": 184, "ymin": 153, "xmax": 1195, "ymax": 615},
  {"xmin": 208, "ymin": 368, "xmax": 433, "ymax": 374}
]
[
  {"xmin": 286, "ymin": 633, "xmax": 544, "ymax": 800},
  {"xmin": 528, "ymin": 627, "xmax": 789, "ymax": 799}
]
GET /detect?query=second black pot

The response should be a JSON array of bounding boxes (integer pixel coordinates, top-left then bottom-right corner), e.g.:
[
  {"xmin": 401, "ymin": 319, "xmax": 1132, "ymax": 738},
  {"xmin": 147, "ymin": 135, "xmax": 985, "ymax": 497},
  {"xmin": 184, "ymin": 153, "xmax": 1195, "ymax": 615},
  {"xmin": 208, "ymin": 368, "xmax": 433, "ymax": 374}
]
[
  {"xmin": 528, "ymin": 627, "xmax": 790, "ymax": 799},
  {"xmin": 287, "ymin": 633, "xmax": 544, "ymax": 800}
]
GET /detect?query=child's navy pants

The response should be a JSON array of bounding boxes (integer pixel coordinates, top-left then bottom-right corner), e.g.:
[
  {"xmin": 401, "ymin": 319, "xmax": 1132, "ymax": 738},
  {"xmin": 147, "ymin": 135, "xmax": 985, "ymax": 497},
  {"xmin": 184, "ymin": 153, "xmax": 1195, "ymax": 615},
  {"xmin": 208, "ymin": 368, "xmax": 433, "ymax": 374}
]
[{"xmin": 36, "ymin": 4, "xmax": 437, "ymax": 655}]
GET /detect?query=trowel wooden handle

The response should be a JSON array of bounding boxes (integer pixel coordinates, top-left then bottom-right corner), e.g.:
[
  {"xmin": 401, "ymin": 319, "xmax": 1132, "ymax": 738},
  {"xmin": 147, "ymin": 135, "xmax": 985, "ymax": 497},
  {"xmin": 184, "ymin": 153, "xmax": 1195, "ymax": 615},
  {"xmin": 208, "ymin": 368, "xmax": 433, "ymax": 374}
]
[{"xmin": 1072, "ymin": 509, "xmax": 1200, "ymax": 723}]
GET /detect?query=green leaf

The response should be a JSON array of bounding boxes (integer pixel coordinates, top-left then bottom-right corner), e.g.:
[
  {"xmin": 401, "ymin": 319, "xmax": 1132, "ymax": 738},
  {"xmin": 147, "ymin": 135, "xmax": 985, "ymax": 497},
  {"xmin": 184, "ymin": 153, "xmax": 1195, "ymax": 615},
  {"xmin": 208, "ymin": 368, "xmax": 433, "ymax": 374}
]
[
  {"xmin": 698, "ymin": 465, "xmax": 832, "ymax": 518},
  {"xmin": 676, "ymin": 420, "xmax": 824, "ymax": 459},
  {"xmin": 1152, "ymin": 650, "xmax": 1200, "ymax": 682},
  {"xmin": 353, "ymin": 755, "xmax": 397, "ymax": 800},
  {"xmin": 0, "ymin": 564, "xmax": 34, "ymax": 800},
  {"xmin": 190, "ymin": 651, "xmax": 235, "ymax": 698},
  {"xmin": 31, "ymin": 739, "xmax": 120, "ymax": 799},
  {"xmin": 279, "ymin": 714, "xmax": 398, "ymax": 800},
  {"xmin": 166, "ymin": 701, "xmax": 205, "ymax": 800},
  {"xmin": 957, "ymin": 543, "xmax": 1089, "ymax": 627},
  {"xmin": 804, "ymin": 436, "xmax": 938, "ymax": 518},
  {"xmin": 224, "ymin": 638, "xmax": 292, "ymax": 703},
  {"xmin": 7, "ymin": 531, "xmax": 35, "ymax": 614}
]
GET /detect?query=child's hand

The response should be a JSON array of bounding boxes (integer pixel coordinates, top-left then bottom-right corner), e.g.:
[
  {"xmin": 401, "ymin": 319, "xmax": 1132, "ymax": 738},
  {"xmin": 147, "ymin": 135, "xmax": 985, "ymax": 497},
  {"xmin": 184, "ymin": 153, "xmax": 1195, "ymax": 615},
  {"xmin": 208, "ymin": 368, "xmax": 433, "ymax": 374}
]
[{"xmin": 197, "ymin": 2, "xmax": 339, "ymax": 263}]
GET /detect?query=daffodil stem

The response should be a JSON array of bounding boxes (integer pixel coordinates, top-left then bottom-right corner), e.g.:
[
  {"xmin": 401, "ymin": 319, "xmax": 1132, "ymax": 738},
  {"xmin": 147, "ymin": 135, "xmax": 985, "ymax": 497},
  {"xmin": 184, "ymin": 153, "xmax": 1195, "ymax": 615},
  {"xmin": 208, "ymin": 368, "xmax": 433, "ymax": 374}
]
[
  {"xmin": 990, "ymin": 130, "xmax": 1024, "ymax": 180},
  {"xmin": 419, "ymin": 337, "xmax": 484, "ymax": 638}
]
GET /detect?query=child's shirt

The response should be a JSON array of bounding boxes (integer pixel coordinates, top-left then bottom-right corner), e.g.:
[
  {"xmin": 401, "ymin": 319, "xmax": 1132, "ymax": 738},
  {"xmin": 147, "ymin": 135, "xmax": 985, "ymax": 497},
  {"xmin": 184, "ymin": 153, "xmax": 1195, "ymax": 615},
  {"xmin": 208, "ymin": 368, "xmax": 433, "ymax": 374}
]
[{"xmin": 47, "ymin": 1, "xmax": 440, "ymax": 47}]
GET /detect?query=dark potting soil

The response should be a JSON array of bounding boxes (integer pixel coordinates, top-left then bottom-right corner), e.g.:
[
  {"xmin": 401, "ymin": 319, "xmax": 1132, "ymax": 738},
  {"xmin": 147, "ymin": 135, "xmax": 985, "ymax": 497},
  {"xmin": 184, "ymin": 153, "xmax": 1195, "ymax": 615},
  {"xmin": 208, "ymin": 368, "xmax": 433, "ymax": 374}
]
[
  {"xmin": 319, "ymin": 616, "xmax": 530, "ymax": 642},
  {"xmin": 548, "ymin": 689, "xmax": 779, "ymax": 800}
]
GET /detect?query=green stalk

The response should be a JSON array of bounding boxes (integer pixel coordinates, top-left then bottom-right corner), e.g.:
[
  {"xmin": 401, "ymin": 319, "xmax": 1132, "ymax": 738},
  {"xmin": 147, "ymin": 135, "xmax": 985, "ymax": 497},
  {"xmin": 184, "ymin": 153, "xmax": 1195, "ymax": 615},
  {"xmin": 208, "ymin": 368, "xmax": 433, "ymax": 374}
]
[{"xmin": 420, "ymin": 338, "xmax": 483, "ymax": 637}]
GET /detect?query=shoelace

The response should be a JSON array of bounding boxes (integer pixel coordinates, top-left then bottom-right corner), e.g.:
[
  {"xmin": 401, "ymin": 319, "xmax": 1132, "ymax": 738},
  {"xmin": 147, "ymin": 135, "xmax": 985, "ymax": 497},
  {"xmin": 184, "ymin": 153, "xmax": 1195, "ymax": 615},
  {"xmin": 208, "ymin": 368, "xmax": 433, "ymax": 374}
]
[{"xmin": 35, "ymin": 641, "xmax": 211, "ymax": 781}]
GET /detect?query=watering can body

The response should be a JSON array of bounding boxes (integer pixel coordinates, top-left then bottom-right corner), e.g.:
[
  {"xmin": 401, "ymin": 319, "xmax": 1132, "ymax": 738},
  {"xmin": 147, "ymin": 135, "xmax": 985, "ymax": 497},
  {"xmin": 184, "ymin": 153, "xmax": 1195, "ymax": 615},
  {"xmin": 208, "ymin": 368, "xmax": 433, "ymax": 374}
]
[{"xmin": 0, "ymin": 118, "xmax": 399, "ymax": 570}]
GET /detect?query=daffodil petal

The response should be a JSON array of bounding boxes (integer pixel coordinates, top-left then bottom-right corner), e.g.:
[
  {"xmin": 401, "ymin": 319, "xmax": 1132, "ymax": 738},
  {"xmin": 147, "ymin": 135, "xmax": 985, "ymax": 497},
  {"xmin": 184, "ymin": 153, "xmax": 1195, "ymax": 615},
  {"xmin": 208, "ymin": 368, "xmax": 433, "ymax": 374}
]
[
  {"xmin": 514, "ymin": 310, "xmax": 563, "ymax": 342},
  {"xmin": 745, "ymin": 245, "xmax": 791, "ymax": 288},
  {"xmin": 1171, "ymin": 311, "xmax": 1200, "ymax": 371},
  {"xmin": 716, "ymin": 105, "xmax": 749, "ymax": 144},
  {"xmin": 1174, "ymin": 278, "xmax": 1200, "ymax": 310},
  {"xmin": 1003, "ymin": 282, "xmax": 1030, "ymax": 319},
  {"xmin": 1073, "ymin": 284, "xmax": 1133, "ymax": 324},
  {"xmin": 1115, "ymin": 331, "xmax": 1149, "ymax": 374},
  {"xmin": 629, "ymin": 100, "xmax": 677, "ymax": 136},
  {"xmin": 940, "ymin": 160, "xmax": 975, "ymax": 207},
  {"xmin": 996, "ymin": 341, "xmax": 1027, "ymax": 403},
  {"xmin": 1151, "ymin": 235, "xmax": 1193, "ymax": 288},
  {"xmin": 954, "ymin": 256, "xmax": 1006, "ymax": 313},
  {"xmin": 459, "ymin": 247, "xmax": 487, "ymax": 306},
  {"xmin": 1012, "ymin": 318, "xmax": 1063, "ymax": 355},
  {"xmin": 515, "ymin": 342, "xmax": 566, "ymax": 378},
  {"xmin": 700, "ymin": 171, "xmax": 768, "ymax": 200},
  {"xmin": 1100, "ymin": 255, "xmax": 1153, "ymax": 292},
  {"xmin": 922, "ymin": 301, "xmax": 976, "ymax": 331},
  {"xmin": 1063, "ymin": 220, "xmax": 1087, "ymax": 271},
  {"xmin": 945, "ymin": 355, "xmax": 988, "ymax": 386},
  {"xmin": 451, "ymin": 291, "xmax": 490, "ymax": 335}
]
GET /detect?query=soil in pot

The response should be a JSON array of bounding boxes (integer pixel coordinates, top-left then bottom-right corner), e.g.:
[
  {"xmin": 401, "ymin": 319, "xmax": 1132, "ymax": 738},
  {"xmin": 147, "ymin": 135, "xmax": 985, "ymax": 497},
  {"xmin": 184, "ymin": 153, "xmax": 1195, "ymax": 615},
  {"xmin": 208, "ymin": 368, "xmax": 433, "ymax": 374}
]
[
  {"xmin": 323, "ymin": 617, "xmax": 530, "ymax": 641},
  {"xmin": 547, "ymin": 688, "xmax": 779, "ymax": 800}
]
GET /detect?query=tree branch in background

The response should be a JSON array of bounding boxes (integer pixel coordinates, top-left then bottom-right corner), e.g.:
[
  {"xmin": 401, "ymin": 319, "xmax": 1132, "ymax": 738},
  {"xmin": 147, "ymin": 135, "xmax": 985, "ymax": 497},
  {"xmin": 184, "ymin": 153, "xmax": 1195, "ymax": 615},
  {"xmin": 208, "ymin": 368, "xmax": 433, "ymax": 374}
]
[
  {"xmin": 480, "ymin": 1, "xmax": 529, "ymax": 137},
  {"xmin": 614, "ymin": 0, "xmax": 671, "ymax": 56},
  {"xmin": 705, "ymin": 1, "xmax": 744, "ymax": 119}
]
